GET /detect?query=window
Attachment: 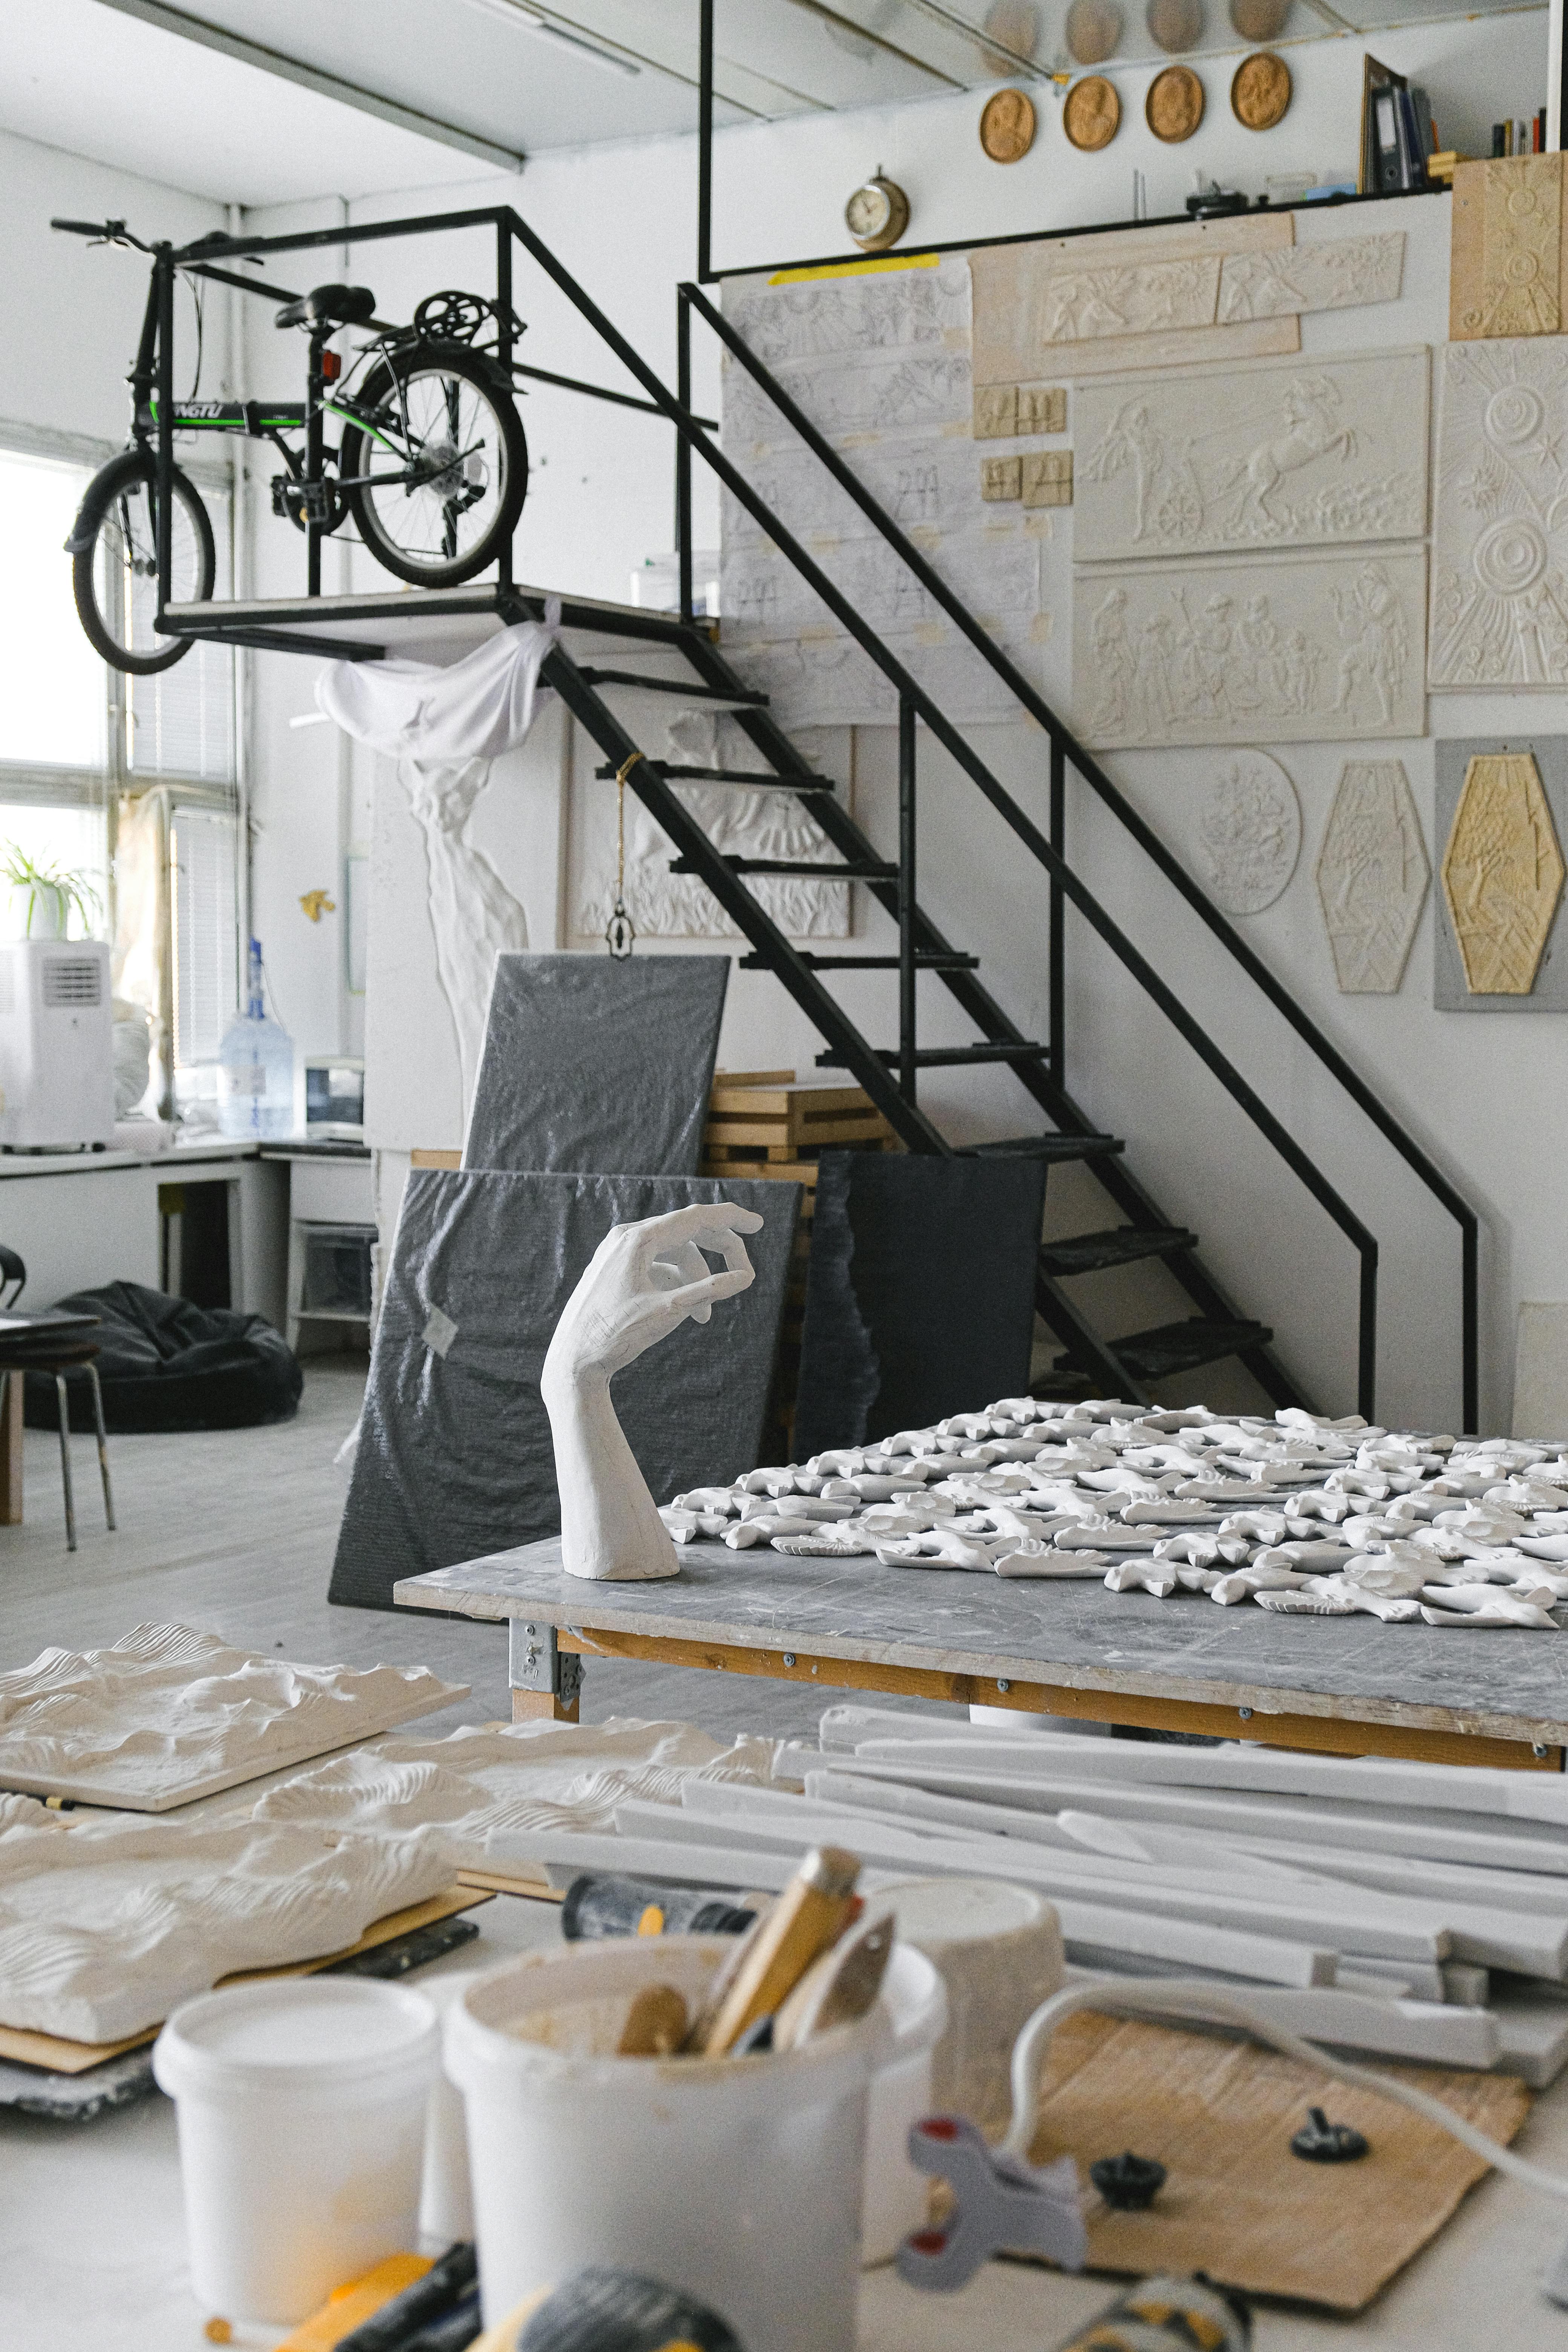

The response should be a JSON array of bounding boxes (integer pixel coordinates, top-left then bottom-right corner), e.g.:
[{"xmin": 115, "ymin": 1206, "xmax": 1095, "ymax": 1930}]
[{"xmin": 171, "ymin": 805, "xmax": 239, "ymax": 1066}]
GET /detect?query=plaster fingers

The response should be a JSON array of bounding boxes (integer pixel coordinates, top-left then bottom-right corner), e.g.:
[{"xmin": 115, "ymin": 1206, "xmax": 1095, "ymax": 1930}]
[
  {"xmin": 1103, "ymin": 1560, "xmax": 1179, "ymax": 1597},
  {"xmin": 641, "ymin": 1201, "xmax": 763, "ymax": 1326},
  {"xmin": 1209, "ymin": 1565, "xmax": 1316, "ymax": 1606},
  {"xmin": 1419, "ymin": 1589, "xmax": 1561, "ymax": 1628}
]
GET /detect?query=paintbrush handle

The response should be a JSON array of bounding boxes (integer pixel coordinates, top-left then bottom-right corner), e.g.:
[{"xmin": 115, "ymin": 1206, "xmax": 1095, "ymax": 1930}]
[{"xmin": 700, "ymin": 1846, "xmax": 860, "ymax": 2055}]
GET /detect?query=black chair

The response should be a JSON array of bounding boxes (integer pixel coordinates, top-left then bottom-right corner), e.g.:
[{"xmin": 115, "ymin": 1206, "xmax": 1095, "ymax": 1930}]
[{"xmin": 0, "ymin": 1245, "xmax": 115, "ymax": 1553}]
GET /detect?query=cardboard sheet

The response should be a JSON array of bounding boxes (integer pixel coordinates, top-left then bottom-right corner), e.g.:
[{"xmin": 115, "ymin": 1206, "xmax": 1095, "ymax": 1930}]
[{"xmin": 1028, "ymin": 2009, "xmax": 1531, "ymax": 2311}]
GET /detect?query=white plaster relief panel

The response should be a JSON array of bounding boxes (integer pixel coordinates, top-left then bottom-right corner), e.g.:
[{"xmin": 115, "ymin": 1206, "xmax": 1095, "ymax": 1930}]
[
  {"xmin": 1192, "ymin": 752, "xmax": 1301, "ymax": 915},
  {"xmin": 1075, "ymin": 348, "xmax": 1429, "ymax": 565},
  {"xmin": 569, "ymin": 712, "xmax": 849, "ymax": 942},
  {"xmin": 1216, "ymin": 234, "xmax": 1407, "ymax": 323},
  {"xmin": 1430, "ymin": 340, "xmax": 1568, "ymax": 688},
  {"xmin": 1315, "ymin": 761, "xmax": 1431, "ymax": 993},
  {"xmin": 1073, "ymin": 550, "xmax": 1428, "ymax": 749},
  {"xmin": 720, "ymin": 256, "xmax": 1048, "ymax": 729}
]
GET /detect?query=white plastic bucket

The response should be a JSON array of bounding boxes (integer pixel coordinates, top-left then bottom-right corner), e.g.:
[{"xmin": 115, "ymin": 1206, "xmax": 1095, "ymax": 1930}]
[
  {"xmin": 444, "ymin": 1936, "xmax": 885, "ymax": 2352},
  {"xmin": 859, "ymin": 1944, "xmax": 947, "ymax": 2265},
  {"xmin": 153, "ymin": 1978, "xmax": 439, "ymax": 2324},
  {"xmin": 419, "ymin": 1971, "xmax": 481, "ymax": 2245}
]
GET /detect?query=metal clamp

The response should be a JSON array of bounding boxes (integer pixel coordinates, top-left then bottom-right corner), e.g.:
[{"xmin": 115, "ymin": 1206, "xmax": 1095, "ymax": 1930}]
[{"xmin": 508, "ymin": 1619, "xmax": 583, "ymax": 1709}]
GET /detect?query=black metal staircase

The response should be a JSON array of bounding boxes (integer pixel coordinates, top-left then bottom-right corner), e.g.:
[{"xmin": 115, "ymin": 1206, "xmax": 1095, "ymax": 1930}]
[{"xmin": 147, "ymin": 195, "xmax": 1481, "ymax": 1426}]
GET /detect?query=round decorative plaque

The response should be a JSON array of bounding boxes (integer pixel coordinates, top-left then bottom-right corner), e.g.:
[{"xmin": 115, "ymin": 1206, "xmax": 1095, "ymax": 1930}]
[
  {"xmin": 1064, "ymin": 74, "xmax": 1122, "ymax": 151},
  {"xmin": 1066, "ymin": 0, "xmax": 1123, "ymax": 64},
  {"xmin": 980, "ymin": 87, "xmax": 1037, "ymax": 162},
  {"xmin": 1193, "ymin": 751, "xmax": 1302, "ymax": 916},
  {"xmin": 1147, "ymin": 0, "xmax": 1204, "ymax": 49},
  {"xmin": 1146, "ymin": 63, "xmax": 1205, "ymax": 142},
  {"xmin": 1231, "ymin": 50, "xmax": 1291, "ymax": 130},
  {"xmin": 1229, "ymin": 0, "xmax": 1290, "ymax": 35}
]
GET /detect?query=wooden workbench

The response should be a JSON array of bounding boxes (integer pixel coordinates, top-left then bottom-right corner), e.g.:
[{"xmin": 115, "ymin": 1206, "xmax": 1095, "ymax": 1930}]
[{"xmin": 396, "ymin": 1537, "xmax": 1568, "ymax": 1769}]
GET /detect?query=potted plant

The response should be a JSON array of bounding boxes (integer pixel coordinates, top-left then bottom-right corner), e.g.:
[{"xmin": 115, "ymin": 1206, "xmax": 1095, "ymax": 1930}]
[{"xmin": 1, "ymin": 845, "xmax": 101, "ymax": 940}]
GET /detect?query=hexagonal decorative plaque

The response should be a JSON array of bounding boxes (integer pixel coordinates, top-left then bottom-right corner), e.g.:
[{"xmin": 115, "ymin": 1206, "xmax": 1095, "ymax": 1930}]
[
  {"xmin": 1440, "ymin": 750, "xmax": 1566, "ymax": 994},
  {"xmin": 1316, "ymin": 760, "xmax": 1430, "ymax": 993}
]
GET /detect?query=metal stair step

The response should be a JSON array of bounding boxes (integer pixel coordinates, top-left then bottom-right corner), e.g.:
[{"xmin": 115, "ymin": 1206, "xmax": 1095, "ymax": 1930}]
[
  {"xmin": 1040, "ymin": 1226, "xmax": 1200, "ymax": 1277},
  {"xmin": 816, "ymin": 1041, "xmax": 1053, "ymax": 1070},
  {"xmin": 968, "ymin": 1133, "xmax": 1125, "ymax": 1163},
  {"xmin": 741, "ymin": 951, "xmax": 980, "ymax": 972},
  {"xmin": 577, "ymin": 669, "xmax": 767, "ymax": 704},
  {"xmin": 1076, "ymin": 1317, "xmax": 1274, "ymax": 1382},
  {"xmin": 599, "ymin": 762, "xmax": 832, "ymax": 790},
  {"xmin": 669, "ymin": 856, "xmax": 897, "ymax": 879}
]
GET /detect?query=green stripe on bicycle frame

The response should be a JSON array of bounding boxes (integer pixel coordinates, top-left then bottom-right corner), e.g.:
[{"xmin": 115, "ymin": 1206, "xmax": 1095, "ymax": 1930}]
[{"xmin": 322, "ymin": 402, "xmax": 400, "ymax": 451}]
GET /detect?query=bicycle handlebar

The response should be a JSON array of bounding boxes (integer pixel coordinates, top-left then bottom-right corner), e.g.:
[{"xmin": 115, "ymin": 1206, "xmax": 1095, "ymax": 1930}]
[{"xmin": 50, "ymin": 217, "xmax": 152, "ymax": 251}]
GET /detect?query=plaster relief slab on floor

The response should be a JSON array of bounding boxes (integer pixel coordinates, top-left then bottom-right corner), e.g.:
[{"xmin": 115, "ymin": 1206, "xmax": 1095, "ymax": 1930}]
[
  {"xmin": 1073, "ymin": 548, "xmax": 1427, "ymax": 748},
  {"xmin": 1075, "ymin": 348, "xmax": 1429, "ymax": 565},
  {"xmin": 1316, "ymin": 760, "xmax": 1430, "ymax": 993},
  {"xmin": 0, "ymin": 1623, "xmax": 466, "ymax": 1811},
  {"xmin": 0, "ymin": 1802, "xmax": 457, "ymax": 2042},
  {"xmin": 1430, "ymin": 339, "xmax": 1568, "ymax": 687}
]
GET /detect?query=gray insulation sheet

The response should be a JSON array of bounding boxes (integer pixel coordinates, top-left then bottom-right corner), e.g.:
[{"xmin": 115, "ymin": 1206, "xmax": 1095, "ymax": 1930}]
[
  {"xmin": 463, "ymin": 954, "xmax": 730, "ymax": 1173},
  {"xmin": 330, "ymin": 1170, "xmax": 799, "ymax": 1610}
]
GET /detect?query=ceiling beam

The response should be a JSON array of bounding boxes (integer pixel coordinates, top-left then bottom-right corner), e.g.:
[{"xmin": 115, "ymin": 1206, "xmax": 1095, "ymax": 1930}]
[
  {"xmin": 777, "ymin": 0, "xmax": 966, "ymax": 86},
  {"xmin": 91, "ymin": 0, "xmax": 528, "ymax": 172}
]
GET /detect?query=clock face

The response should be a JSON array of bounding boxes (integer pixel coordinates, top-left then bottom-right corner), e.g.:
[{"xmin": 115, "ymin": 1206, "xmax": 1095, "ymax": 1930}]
[{"xmin": 845, "ymin": 181, "xmax": 893, "ymax": 241}]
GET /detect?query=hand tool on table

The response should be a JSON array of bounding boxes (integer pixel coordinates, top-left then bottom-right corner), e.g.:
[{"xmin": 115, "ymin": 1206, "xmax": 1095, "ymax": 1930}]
[
  {"xmin": 688, "ymin": 1845, "xmax": 861, "ymax": 2055},
  {"xmin": 895, "ymin": 2114, "xmax": 1086, "ymax": 2290}
]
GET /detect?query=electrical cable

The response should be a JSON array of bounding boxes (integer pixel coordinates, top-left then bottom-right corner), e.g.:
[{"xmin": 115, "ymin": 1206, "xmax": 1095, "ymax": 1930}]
[{"xmin": 1002, "ymin": 1977, "xmax": 1568, "ymax": 2198}]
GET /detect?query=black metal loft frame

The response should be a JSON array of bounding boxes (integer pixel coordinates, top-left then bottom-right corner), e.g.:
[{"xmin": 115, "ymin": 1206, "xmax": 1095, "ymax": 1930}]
[
  {"xmin": 148, "ymin": 194, "xmax": 1480, "ymax": 1426},
  {"xmin": 688, "ymin": 0, "xmax": 1441, "ymax": 287},
  {"xmin": 670, "ymin": 289, "xmax": 1479, "ymax": 1431}
]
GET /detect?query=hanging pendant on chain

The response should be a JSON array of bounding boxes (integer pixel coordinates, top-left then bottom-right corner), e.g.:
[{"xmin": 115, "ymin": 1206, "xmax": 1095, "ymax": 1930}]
[{"xmin": 606, "ymin": 753, "xmax": 640, "ymax": 959}]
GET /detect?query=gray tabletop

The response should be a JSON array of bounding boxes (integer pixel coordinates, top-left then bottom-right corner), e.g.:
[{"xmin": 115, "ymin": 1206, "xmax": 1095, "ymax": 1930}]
[{"xmin": 396, "ymin": 1538, "xmax": 1568, "ymax": 1747}]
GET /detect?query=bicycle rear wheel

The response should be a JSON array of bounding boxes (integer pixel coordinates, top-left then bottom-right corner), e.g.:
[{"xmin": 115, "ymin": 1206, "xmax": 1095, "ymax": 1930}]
[
  {"xmin": 340, "ymin": 345, "xmax": 527, "ymax": 588},
  {"xmin": 69, "ymin": 449, "xmax": 215, "ymax": 675}
]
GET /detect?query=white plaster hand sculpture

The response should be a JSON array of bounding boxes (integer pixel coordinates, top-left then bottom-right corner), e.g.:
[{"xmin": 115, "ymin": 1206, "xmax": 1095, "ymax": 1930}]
[{"xmin": 541, "ymin": 1202, "xmax": 764, "ymax": 1582}]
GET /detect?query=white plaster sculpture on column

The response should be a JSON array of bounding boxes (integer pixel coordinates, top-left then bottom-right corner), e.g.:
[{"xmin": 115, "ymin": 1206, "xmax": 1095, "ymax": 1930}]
[
  {"xmin": 542, "ymin": 1202, "xmax": 764, "ymax": 1582},
  {"xmin": 317, "ymin": 615, "xmax": 560, "ymax": 1118}
]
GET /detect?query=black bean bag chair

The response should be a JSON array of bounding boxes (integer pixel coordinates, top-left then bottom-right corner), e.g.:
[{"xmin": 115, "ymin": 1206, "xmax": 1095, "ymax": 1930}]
[{"xmin": 24, "ymin": 1281, "xmax": 302, "ymax": 1433}]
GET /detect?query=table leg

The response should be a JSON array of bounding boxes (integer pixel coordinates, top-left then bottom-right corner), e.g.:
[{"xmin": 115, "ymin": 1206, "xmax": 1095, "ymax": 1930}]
[
  {"xmin": 0, "ymin": 1368, "xmax": 22, "ymax": 1525},
  {"xmin": 508, "ymin": 1620, "xmax": 582, "ymax": 1724},
  {"xmin": 512, "ymin": 1688, "xmax": 581, "ymax": 1724}
]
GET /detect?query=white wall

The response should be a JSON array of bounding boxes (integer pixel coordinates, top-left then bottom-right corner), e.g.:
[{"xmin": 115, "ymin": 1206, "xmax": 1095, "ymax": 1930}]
[{"xmin": 231, "ymin": 27, "xmax": 1559, "ymax": 1434}]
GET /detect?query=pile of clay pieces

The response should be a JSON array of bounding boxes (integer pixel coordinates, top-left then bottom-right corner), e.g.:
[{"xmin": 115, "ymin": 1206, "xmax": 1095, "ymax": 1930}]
[{"xmin": 660, "ymin": 1398, "xmax": 1568, "ymax": 1630}]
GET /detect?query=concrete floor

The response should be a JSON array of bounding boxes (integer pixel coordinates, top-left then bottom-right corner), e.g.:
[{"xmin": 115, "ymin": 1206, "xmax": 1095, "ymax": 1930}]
[{"xmin": 0, "ymin": 1362, "xmax": 964, "ymax": 1741}]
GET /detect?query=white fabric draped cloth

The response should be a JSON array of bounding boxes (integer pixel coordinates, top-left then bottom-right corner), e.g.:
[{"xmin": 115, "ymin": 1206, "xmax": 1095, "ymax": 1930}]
[{"xmin": 316, "ymin": 611, "xmax": 560, "ymax": 1119}]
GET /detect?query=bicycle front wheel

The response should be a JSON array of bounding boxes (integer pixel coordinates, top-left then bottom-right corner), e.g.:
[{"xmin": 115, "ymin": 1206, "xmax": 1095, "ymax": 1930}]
[
  {"xmin": 341, "ymin": 345, "xmax": 527, "ymax": 588},
  {"xmin": 69, "ymin": 448, "xmax": 215, "ymax": 674}
]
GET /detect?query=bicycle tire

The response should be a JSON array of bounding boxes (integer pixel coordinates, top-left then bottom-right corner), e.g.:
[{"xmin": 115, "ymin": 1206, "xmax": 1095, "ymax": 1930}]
[
  {"xmin": 69, "ymin": 447, "xmax": 215, "ymax": 675},
  {"xmin": 340, "ymin": 344, "xmax": 527, "ymax": 588}
]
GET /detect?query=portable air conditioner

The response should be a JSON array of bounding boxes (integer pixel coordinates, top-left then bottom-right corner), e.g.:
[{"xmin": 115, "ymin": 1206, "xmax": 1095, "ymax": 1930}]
[{"xmin": 0, "ymin": 940, "xmax": 115, "ymax": 1150}]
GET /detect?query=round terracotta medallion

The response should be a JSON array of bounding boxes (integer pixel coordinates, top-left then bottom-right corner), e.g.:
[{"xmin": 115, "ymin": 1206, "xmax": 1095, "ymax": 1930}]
[
  {"xmin": 1229, "ymin": 0, "xmax": 1290, "ymax": 35},
  {"xmin": 1231, "ymin": 49, "xmax": 1291, "ymax": 129},
  {"xmin": 1064, "ymin": 74, "xmax": 1122, "ymax": 151},
  {"xmin": 980, "ymin": 86, "xmax": 1037, "ymax": 162},
  {"xmin": 1146, "ymin": 63, "xmax": 1205, "ymax": 142},
  {"xmin": 1065, "ymin": 0, "xmax": 1123, "ymax": 65},
  {"xmin": 1146, "ymin": 0, "xmax": 1204, "ymax": 51}
]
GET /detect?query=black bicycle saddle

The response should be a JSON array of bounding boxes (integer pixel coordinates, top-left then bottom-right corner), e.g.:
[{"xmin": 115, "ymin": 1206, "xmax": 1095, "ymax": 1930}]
[{"xmin": 274, "ymin": 282, "xmax": 377, "ymax": 331}]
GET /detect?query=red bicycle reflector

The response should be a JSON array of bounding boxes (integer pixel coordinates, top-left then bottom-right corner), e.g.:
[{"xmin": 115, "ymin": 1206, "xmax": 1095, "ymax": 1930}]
[{"xmin": 322, "ymin": 349, "xmax": 342, "ymax": 381}]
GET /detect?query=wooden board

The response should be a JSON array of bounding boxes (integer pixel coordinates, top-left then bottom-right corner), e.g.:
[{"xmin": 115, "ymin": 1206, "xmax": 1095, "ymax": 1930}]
[
  {"xmin": 411, "ymin": 1148, "xmax": 462, "ymax": 1170},
  {"xmin": 1027, "ymin": 2010, "xmax": 1531, "ymax": 2310},
  {"xmin": 0, "ymin": 1886, "xmax": 493, "ymax": 2075},
  {"xmin": 458, "ymin": 1865, "xmax": 565, "ymax": 1900},
  {"xmin": 555, "ymin": 1625, "xmax": 1560, "ymax": 1768}
]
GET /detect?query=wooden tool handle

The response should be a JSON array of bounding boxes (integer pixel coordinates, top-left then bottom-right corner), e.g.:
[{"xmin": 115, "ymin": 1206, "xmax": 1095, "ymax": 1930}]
[{"xmin": 700, "ymin": 1846, "xmax": 860, "ymax": 2056}]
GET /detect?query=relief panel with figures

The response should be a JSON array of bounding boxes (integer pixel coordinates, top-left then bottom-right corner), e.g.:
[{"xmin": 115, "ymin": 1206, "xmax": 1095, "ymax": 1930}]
[{"xmin": 1074, "ymin": 549, "xmax": 1427, "ymax": 749}]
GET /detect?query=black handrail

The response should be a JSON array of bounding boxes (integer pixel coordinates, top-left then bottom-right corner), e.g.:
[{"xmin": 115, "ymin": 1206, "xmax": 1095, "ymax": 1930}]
[{"xmin": 679, "ymin": 279, "xmax": 1478, "ymax": 1430}]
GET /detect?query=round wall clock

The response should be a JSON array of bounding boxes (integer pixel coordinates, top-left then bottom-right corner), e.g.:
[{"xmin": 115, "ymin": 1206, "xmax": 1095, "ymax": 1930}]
[
  {"xmin": 980, "ymin": 87, "xmax": 1037, "ymax": 162},
  {"xmin": 845, "ymin": 171, "xmax": 911, "ymax": 253},
  {"xmin": 1231, "ymin": 49, "xmax": 1291, "ymax": 128},
  {"xmin": 1064, "ymin": 74, "xmax": 1122, "ymax": 150},
  {"xmin": 1146, "ymin": 63, "xmax": 1205, "ymax": 141}
]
